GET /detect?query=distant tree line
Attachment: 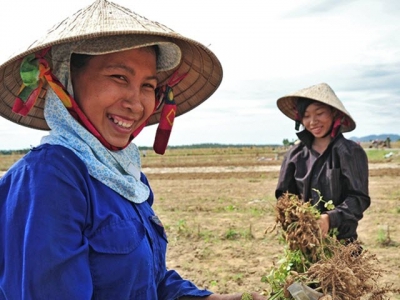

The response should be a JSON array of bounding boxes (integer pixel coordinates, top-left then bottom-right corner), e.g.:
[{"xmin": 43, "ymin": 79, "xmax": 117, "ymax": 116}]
[
  {"xmin": 139, "ymin": 143, "xmax": 281, "ymax": 150},
  {"xmin": 0, "ymin": 149, "xmax": 30, "ymax": 155},
  {"xmin": 282, "ymin": 139, "xmax": 298, "ymax": 147}
]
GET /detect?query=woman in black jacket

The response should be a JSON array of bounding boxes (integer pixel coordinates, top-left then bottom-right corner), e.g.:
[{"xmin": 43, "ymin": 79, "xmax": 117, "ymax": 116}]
[{"xmin": 275, "ymin": 83, "xmax": 370, "ymax": 242}]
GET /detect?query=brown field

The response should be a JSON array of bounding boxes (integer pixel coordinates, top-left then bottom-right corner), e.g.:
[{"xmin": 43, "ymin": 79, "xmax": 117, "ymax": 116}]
[
  {"xmin": 142, "ymin": 145, "xmax": 400, "ymax": 298},
  {"xmin": 1, "ymin": 143, "xmax": 400, "ymax": 298}
]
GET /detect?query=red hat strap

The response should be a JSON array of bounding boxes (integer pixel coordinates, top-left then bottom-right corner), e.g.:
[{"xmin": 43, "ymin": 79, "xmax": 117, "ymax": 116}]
[
  {"xmin": 331, "ymin": 112, "xmax": 350, "ymax": 138},
  {"xmin": 153, "ymin": 70, "xmax": 187, "ymax": 154}
]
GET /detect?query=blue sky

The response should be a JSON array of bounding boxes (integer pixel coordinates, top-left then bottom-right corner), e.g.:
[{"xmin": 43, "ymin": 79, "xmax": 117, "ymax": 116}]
[{"xmin": 0, "ymin": 0, "xmax": 399, "ymax": 150}]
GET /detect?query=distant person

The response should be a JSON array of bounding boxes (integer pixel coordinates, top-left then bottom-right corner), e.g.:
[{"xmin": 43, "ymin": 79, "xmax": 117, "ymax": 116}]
[
  {"xmin": 275, "ymin": 83, "xmax": 370, "ymax": 242},
  {"xmin": 386, "ymin": 136, "xmax": 391, "ymax": 148},
  {"xmin": 0, "ymin": 1, "xmax": 265, "ymax": 299}
]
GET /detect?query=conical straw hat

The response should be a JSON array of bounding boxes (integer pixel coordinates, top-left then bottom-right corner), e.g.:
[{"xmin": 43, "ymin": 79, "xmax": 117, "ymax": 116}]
[
  {"xmin": 276, "ymin": 83, "xmax": 356, "ymax": 132},
  {"xmin": 0, "ymin": 0, "xmax": 223, "ymax": 130}
]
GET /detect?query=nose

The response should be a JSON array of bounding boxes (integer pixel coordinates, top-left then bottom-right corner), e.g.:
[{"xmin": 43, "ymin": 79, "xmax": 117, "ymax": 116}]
[
  {"xmin": 122, "ymin": 89, "xmax": 144, "ymax": 113},
  {"xmin": 310, "ymin": 115, "xmax": 318, "ymax": 125}
]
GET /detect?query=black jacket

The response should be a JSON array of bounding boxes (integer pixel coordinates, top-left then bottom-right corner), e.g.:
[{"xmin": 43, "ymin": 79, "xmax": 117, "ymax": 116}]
[{"xmin": 276, "ymin": 131, "xmax": 370, "ymax": 240}]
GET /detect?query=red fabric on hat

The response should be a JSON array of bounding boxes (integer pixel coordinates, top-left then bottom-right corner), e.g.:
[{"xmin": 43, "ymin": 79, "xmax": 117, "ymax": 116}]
[{"xmin": 152, "ymin": 71, "xmax": 187, "ymax": 155}]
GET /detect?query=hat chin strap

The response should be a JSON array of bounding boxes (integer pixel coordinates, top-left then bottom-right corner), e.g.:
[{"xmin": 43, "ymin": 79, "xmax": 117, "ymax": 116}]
[
  {"xmin": 151, "ymin": 71, "xmax": 187, "ymax": 155},
  {"xmin": 152, "ymin": 85, "xmax": 176, "ymax": 154},
  {"xmin": 13, "ymin": 48, "xmax": 187, "ymax": 153},
  {"xmin": 330, "ymin": 112, "xmax": 350, "ymax": 138},
  {"xmin": 294, "ymin": 109, "xmax": 348, "ymax": 139},
  {"xmin": 12, "ymin": 47, "xmax": 129, "ymax": 151},
  {"xmin": 85, "ymin": 69, "xmax": 186, "ymax": 153}
]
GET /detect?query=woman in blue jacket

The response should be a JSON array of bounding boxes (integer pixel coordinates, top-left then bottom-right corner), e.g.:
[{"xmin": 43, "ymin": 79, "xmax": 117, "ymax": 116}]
[{"xmin": 0, "ymin": 1, "xmax": 264, "ymax": 299}]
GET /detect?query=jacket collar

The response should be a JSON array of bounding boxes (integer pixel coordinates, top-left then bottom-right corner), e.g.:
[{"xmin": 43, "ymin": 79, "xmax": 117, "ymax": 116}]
[{"xmin": 296, "ymin": 129, "xmax": 343, "ymax": 149}]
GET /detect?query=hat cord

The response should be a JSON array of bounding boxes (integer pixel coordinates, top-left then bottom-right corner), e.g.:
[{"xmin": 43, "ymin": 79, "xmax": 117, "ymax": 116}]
[
  {"xmin": 13, "ymin": 49, "xmax": 187, "ymax": 154},
  {"xmin": 12, "ymin": 48, "xmax": 75, "ymax": 116},
  {"xmin": 13, "ymin": 48, "xmax": 128, "ymax": 151},
  {"xmin": 293, "ymin": 105, "xmax": 349, "ymax": 137},
  {"xmin": 331, "ymin": 112, "xmax": 349, "ymax": 138},
  {"xmin": 152, "ymin": 70, "xmax": 187, "ymax": 155},
  {"xmin": 130, "ymin": 70, "xmax": 187, "ymax": 155}
]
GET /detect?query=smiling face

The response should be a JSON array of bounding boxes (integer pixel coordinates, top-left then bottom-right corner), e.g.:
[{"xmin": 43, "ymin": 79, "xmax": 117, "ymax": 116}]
[
  {"xmin": 302, "ymin": 102, "xmax": 335, "ymax": 138},
  {"xmin": 70, "ymin": 47, "xmax": 157, "ymax": 148}
]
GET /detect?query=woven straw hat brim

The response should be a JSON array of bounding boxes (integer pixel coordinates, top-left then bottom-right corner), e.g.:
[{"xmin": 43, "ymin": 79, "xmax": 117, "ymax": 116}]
[
  {"xmin": 276, "ymin": 83, "xmax": 356, "ymax": 133},
  {"xmin": 0, "ymin": 0, "xmax": 223, "ymax": 130}
]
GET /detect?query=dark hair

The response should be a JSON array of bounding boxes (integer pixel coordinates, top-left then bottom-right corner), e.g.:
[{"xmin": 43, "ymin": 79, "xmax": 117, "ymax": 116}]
[
  {"xmin": 70, "ymin": 53, "xmax": 92, "ymax": 69},
  {"xmin": 296, "ymin": 98, "xmax": 316, "ymax": 120},
  {"xmin": 153, "ymin": 45, "xmax": 160, "ymax": 63}
]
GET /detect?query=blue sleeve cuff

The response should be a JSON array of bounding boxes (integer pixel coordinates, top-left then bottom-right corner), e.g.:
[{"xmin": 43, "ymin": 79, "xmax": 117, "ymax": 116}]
[{"xmin": 157, "ymin": 270, "xmax": 213, "ymax": 299}]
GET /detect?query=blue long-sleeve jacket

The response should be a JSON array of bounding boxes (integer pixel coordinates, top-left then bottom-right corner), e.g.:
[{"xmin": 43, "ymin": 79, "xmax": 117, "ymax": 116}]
[{"xmin": 0, "ymin": 144, "xmax": 212, "ymax": 299}]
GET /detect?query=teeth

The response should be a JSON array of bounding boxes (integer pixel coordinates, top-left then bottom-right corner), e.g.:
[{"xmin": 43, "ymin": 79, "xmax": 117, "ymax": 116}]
[
  {"xmin": 116, "ymin": 120, "xmax": 132, "ymax": 128},
  {"xmin": 109, "ymin": 116, "xmax": 133, "ymax": 128}
]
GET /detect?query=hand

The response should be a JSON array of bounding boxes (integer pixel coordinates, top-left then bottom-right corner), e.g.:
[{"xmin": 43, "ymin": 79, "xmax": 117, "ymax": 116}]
[{"xmin": 318, "ymin": 213, "xmax": 330, "ymax": 237}]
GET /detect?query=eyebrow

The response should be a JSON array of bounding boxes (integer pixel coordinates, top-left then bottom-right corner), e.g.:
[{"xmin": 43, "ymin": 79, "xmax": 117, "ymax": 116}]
[
  {"xmin": 104, "ymin": 64, "xmax": 158, "ymax": 81},
  {"xmin": 304, "ymin": 105, "xmax": 328, "ymax": 115},
  {"xmin": 105, "ymin": 64, "xmax": 134, "ymax": 74}
]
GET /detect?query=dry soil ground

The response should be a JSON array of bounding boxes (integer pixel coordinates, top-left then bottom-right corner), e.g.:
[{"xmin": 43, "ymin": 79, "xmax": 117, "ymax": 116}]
[
  {"xmin": 1, "ymin": 147, "xmax": 399, "ymax": 298},
  {"xmin": 142, "ymin": 148, "xmax": 400, "ymax": 299}
]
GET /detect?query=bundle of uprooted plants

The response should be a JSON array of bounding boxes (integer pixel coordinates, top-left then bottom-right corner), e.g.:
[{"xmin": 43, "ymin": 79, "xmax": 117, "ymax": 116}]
[{"xmin": 263, "ymin": 192, "xmax": 400, "ymax": 299}]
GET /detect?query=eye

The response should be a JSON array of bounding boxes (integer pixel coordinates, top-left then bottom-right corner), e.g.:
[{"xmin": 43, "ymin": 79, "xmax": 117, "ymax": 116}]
[
  {"xmin": 111, "ymin": 74, "xmax": 127, "ymax": 82},
  {"xmin": 143, "ymin": 83, "xmax": 156, "ymax": 90},
  {"xmin": 319, "ymin": 109, "xmax": 329, "ymax": 115},
  {"xmin": 143, "ymin": 79, "xmax": 157, "ymax": 91}
]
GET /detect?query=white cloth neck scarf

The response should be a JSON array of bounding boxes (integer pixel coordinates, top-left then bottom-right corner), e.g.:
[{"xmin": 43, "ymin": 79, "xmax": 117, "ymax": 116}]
[{"xmin": 41, "ymin": 90, "xmax": 150, "ymax": 204}]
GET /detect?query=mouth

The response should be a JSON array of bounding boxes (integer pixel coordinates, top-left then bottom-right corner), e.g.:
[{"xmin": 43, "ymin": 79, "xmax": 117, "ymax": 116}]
[
  {"xmin": 311, "ymin": 126, "xmax": 323, "ymax": 134},
  {"xmin": 108, "ymin": 114, "xmax": 134, "ymax": 129}
]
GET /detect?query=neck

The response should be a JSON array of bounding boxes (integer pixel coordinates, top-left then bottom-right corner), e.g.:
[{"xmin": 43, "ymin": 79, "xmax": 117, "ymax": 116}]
[{"xmin": 312, "ymin": 135, "xmax": 332, "ymax": 154}]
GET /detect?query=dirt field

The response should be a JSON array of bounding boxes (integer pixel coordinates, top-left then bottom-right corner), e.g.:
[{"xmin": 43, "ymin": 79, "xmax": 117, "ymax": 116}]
[
  {"xmin": 142, "ymin": 147, "xmax": 400, "ymax": 298},
  {"xmin": 1, "ymin": 146, "xmax": 399, "ymax": 298}
]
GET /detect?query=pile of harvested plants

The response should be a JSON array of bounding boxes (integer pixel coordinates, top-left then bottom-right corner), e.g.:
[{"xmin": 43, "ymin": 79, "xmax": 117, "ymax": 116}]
[{"xmin": 263, "ymin": 192, "xmax": 400, "ymax": 299}]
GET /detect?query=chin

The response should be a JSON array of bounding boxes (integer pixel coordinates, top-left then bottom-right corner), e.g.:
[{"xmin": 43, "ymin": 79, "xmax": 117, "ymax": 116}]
[
  {"xmin": 107, "ymin": 138, "xmax": 130, "ymax": 149},
  {"xmin": 115, "ymin": 141, "xmax": 130, "ymax": 148},
  {"xmin": 316, "ymin": 132, "xmax": 329, "ymax": 138}
]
